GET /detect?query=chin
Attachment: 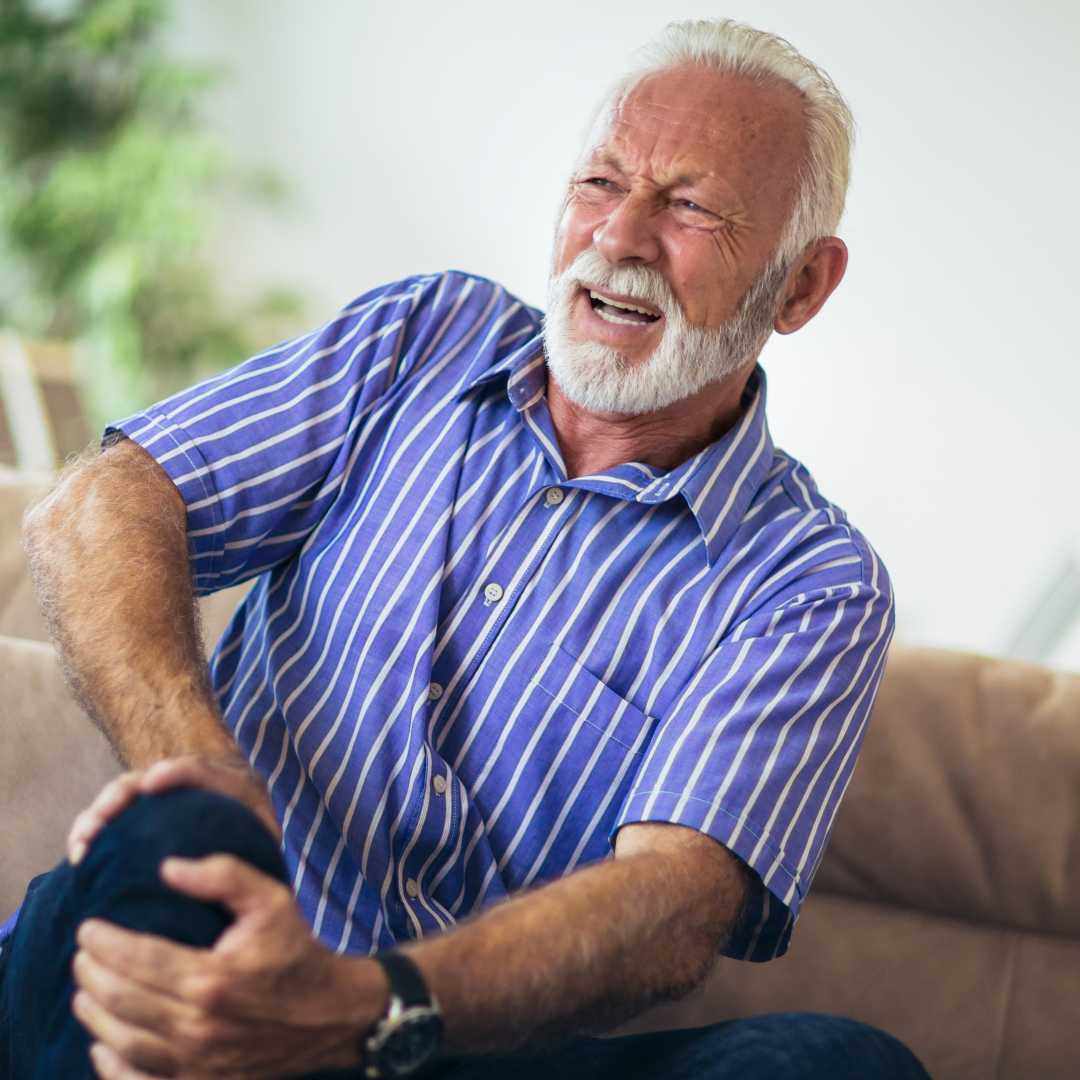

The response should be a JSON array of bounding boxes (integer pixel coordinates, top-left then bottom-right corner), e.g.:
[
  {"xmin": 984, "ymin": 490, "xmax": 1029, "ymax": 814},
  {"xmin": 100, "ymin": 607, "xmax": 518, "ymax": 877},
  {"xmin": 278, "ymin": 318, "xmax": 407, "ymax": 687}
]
[{"xmin": 545, "ymin": 334, "xmax": 692, "ymax": 416}]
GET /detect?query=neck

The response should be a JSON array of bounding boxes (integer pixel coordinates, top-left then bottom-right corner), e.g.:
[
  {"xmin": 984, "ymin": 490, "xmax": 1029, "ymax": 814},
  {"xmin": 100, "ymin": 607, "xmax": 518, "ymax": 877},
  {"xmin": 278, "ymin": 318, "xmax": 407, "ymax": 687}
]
[{"xmin": 546, "ymin": 364, "xmax": 756, "ymax": 480}]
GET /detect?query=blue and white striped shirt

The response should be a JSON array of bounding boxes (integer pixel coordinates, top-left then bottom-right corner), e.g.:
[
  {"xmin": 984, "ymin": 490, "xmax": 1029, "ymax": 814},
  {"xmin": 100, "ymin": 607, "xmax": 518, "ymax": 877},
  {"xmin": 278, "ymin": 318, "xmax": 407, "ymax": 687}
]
[{"xmin": 108, "ymin": 270, "xmax": 894, "ymax": 963}]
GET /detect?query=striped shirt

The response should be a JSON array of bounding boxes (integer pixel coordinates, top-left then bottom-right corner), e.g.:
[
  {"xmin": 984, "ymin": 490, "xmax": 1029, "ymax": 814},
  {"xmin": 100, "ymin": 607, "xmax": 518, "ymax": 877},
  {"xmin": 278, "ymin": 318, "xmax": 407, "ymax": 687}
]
[{"xmin": 107, "ymin": 270, "xmax": 894, "ymax": 963}]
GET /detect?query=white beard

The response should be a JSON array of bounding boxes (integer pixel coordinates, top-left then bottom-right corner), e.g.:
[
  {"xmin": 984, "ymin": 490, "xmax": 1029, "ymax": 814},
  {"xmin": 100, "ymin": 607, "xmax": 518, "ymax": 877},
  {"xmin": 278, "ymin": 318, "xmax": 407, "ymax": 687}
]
[{"xmin": 542, "ymin": 248, "xmax": 788, "ymax": 415}]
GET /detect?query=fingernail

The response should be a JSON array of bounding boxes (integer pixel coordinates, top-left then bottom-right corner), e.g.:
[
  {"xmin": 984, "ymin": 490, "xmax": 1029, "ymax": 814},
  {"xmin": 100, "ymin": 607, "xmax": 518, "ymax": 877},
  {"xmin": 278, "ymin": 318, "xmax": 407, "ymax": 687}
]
[{"xmin": 70, "ymin": 843, "xmax": 85, "ymax": 865}]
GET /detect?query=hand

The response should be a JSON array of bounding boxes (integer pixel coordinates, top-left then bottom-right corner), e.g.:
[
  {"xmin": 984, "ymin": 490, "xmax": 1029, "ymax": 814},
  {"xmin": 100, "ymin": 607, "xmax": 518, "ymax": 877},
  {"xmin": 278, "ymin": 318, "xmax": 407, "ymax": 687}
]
[
  {"xmin": 71, "ymin": 855, "xmax": 385, "ymax": 1079},
  {"xmin": 68, "ymin": 756, "xmax": 279, "ymax": 866}
]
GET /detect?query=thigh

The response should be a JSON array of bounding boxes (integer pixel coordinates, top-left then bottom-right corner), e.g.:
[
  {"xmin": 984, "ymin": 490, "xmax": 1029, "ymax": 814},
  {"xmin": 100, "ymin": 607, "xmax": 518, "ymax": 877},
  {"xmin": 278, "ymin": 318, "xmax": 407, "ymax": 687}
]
[
  {"xmin": 439, "ymin": 1013, "xmax": 930, "ymax": 1080},
  {"xmin": 645, "ymin": 1013, "xmax": 931, "ymax": 1080}
]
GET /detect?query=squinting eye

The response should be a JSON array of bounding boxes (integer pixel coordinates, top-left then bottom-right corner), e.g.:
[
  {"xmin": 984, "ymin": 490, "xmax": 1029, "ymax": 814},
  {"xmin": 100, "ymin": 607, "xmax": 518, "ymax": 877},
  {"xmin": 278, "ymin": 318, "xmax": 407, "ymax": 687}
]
[
  {"xmin": 677, "ymin": 199, "xmax": 704, "ymax": 212},
  {"xmin": 584, "ymin": 177, "xmax": 614, "ymax": 187}
]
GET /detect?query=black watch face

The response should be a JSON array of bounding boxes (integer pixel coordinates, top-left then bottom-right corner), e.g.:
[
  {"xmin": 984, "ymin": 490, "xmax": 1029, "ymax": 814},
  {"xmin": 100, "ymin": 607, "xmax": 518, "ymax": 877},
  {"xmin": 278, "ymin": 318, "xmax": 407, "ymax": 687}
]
[{"xmin": 380, "ymin": 1009, "xmax": 443, "ymax": 1076}]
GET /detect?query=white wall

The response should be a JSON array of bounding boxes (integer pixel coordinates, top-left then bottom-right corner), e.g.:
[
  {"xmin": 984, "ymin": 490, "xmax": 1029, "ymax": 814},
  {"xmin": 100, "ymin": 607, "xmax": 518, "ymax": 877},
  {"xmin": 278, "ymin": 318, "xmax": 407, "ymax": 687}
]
[{"xmin": 168, "ymin": 0, "xmax": 1080, "ymax": 663}]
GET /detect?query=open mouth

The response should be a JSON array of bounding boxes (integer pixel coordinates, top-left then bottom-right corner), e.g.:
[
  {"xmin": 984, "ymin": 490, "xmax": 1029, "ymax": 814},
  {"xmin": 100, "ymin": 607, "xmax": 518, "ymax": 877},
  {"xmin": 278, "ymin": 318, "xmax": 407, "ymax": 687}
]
[{"xmin": 584, "ymin": 286, "xmax": 663, "ymax": 327}]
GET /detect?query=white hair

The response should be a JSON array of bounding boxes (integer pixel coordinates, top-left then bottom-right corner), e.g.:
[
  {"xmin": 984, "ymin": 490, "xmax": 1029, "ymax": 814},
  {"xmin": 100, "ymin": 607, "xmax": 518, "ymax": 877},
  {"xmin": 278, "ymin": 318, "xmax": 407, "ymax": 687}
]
[{"xmin": 591, "ymin": 18, "xmax": 855, "ymax": 267}]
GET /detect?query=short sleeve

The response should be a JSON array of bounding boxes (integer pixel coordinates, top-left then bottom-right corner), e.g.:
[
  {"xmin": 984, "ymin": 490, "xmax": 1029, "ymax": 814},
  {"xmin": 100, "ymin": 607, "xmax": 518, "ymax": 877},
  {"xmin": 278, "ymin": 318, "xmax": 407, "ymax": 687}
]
[
  {"xmin": 612, "ymin": 540, "xmax": 894, "ymax": 962},
  {"xmin": 103, "ymin": 273, "xmax": 449, "ymax": 595}
]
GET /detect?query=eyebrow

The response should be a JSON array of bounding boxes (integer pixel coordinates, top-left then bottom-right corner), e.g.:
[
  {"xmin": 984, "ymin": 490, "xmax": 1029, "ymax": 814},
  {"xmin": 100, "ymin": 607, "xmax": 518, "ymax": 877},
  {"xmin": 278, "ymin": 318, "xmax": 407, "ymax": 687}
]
[
  {"xmin": 584, "ymin": 149, "xmax": 742, "ymax": 206},
  {"xmin": 580, "ymin": 150, "xmax": 629, "ymax": 175},
  {"xmin": 589, "ymin": 147, "xmax": 718, "ymax": 184}
]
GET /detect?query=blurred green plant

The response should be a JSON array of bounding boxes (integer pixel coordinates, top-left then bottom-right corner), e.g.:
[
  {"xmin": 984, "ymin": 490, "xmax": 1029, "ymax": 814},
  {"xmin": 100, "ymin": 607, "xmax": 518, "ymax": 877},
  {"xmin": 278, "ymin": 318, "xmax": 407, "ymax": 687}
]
[{"xmin": 0, "ymin": 0, "xmax": 302, "ymax": 425}]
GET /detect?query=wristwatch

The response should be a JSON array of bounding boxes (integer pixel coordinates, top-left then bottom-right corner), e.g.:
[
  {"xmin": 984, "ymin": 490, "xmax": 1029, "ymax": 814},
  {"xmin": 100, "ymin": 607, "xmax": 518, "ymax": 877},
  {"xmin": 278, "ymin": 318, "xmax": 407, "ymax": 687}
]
[{"xmin": 363, "ymin": 950, "xmax": 444, "ymax": 1078}]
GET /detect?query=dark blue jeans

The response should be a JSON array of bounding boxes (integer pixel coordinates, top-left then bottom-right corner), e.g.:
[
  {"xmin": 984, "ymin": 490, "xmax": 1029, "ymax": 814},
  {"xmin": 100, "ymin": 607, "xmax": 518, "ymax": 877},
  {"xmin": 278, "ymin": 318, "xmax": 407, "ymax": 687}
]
[{"xmin": 0, "ymin": 790, "xmax": 930, "ymax": 1079}]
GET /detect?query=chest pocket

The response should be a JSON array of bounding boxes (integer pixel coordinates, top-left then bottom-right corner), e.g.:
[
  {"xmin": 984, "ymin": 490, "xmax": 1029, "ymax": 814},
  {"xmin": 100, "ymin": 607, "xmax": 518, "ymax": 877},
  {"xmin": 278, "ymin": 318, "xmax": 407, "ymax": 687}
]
[
  {"xmin": 479, "ymin": 640, "xmax": 659, "ymax": 883},
  {"xmin": 457, "ymin": 639, "xmax": 660, "ymax": 892},
  {"xmin": 534, "ymin": 642, "xmax": 657, "ymax": 755}
]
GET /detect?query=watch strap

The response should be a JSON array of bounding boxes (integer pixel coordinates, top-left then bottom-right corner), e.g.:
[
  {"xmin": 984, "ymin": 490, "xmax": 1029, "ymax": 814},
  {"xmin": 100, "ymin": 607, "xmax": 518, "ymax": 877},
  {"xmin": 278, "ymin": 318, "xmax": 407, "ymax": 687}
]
[{"xmin": 373, "ymin": 950, "xmax": 431, "ymax": 1008}]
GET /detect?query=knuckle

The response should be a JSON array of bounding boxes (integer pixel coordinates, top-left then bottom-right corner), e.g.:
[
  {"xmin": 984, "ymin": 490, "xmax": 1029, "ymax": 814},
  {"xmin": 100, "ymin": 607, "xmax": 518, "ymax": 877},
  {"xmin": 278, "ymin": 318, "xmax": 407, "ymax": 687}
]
[
  {"xmin": 105, "ymin": 983, "xmax": 134, "ymax": 1015},
  {"xmin": 95, "ymin": 980, "xmax": 121, "ymax": 1011},
  {"xmin": 109, "ymin": 774, "xmax": 137, "ymax": 798},
  {"xmin": 111, "ymin": 1027, "xmax": 142, "ymax": 1061},
  {"xmin": 207, "ymin": 854, "xmax": 239, "ymax": 882},
  {"xmin": 188, "ymin": 972, "xmax": 227, "ymax": 1011},
  {"xmin": 179, "ymin": 1014, "xmax": 218, "ymax": 1049},
  {"xmin": 268, "ymin": 885, "xmax": 293, "ymax": 914}
]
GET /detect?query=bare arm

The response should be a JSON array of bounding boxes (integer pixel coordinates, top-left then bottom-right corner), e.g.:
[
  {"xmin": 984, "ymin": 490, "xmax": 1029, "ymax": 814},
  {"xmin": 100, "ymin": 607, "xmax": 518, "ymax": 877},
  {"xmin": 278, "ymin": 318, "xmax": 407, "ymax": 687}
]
[
  {"xmin": 70, "ymin": 821, "xmax": 752, "ymax": 1075},
  {"xmin": 21, "ymin": 436, "xmax": 274, "ymax": 847},
  {"xmin": 407, "ymin": 822, "xmax": 749, "ymax": 1055}
]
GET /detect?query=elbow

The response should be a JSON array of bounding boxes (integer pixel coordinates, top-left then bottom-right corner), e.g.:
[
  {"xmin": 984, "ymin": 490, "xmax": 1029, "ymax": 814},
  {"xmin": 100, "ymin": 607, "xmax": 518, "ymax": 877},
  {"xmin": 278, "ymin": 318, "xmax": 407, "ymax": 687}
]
[
  {"xmin": 20, "ymin": 448, "xmax": 106, "ymax": 570},
  {"xmin": 21, "ymin": 464, "xmax": 82, "ymax": 550},
  {"xmin": 660, "ymin": 929, "xmax": 725, "ymax": 1005},
  {"xmin": 22, "ymin": 484, "xmax": 62, "ymax": 557}
]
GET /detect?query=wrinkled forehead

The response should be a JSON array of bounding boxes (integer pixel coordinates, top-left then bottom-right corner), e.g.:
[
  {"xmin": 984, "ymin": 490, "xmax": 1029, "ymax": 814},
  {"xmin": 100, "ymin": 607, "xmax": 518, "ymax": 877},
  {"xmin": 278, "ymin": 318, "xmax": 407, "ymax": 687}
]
[{"xmin": 581, "ymin": 66, "xmax": 808, "ymax": 211}]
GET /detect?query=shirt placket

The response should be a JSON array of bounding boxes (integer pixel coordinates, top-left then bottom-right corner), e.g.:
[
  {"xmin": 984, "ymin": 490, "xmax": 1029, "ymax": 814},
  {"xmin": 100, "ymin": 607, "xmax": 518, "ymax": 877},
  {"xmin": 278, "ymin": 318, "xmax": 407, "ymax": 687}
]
[{"xmin": 394, "ymin": 474, "xmax": 579, "ymax": 937}]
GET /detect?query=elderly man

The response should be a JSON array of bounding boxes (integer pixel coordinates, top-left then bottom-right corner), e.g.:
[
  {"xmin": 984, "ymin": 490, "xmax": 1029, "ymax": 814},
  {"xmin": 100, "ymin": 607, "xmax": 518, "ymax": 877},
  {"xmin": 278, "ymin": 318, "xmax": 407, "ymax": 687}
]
[{"xmin": 1, "ymin": 17, "xmax": 928, "ymax": 1080}]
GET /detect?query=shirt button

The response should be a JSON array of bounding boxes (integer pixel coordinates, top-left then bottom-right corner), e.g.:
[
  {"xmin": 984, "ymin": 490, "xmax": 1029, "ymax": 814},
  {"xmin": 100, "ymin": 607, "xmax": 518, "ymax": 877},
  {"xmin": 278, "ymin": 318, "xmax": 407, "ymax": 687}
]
[
  {"xmin": 544, "ymin": 487, "xmax": 564, "ymax": 506},
  {"xmin": 432, "ymin": 775, "xmax": 448, "ymax": 795},
  {"xmin": 483, "ymin": 582, "xmax": 504, "ymax": 604},
  {"xmin": 405, "ymin": 878, "xmax": 420, "ymax": 899},
  {"xmin": 427, "ymin": 682, "xmax": 444, "ymax": 701}
]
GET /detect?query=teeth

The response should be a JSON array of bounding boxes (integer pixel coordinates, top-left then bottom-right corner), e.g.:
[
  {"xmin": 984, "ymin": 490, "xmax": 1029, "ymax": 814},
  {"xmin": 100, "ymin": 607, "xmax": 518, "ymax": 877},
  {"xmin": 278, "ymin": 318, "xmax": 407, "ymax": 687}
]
[
  {"xmin": 595, "ymin": 307, "xmax": 646, "ymax": 326},
  {"xmin": 588, "ymin": 290, "xmax": 658, "ymax": 317}
]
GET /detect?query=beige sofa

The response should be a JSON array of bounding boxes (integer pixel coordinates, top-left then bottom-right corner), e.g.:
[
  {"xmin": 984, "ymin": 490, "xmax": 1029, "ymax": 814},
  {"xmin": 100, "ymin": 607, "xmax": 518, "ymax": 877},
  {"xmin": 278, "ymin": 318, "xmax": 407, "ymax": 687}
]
[{"xmin": 2, "ymin": 470, "xmax": 1078, "ymax": 1079}]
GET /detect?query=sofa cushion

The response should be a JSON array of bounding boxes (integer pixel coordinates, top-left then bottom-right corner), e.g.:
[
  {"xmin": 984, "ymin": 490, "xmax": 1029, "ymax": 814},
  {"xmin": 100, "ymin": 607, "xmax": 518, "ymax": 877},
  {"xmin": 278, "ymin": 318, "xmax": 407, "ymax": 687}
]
[
  {"xmin": 0, "ymin": 585, "xmax": 249, "ymax": 921},
  {"xmin": 0, "ymin": 635, "xmax": 119, "ymax": 920},
  {"xmin": 619, "ymin": 889, "xmax": 1080, "ymax": 1080},
  {"xmin": 815, "ymin": 646, "xmax": 1080, "ymax": 938}
]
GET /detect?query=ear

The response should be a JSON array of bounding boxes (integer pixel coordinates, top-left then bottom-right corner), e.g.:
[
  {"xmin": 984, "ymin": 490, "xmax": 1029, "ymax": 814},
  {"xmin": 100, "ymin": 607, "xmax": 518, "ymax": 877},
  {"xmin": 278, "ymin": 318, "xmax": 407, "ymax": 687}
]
[{"xmin": 773, "ymin": 237, "xmax": 848, "ymax": 335}]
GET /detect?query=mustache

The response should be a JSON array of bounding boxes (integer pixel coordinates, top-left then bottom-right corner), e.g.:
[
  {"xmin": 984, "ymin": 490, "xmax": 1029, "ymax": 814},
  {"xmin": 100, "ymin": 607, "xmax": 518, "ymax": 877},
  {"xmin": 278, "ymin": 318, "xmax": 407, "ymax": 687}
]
[{"xmin": 553, "ymin": 249, "xmax": 687, "ymax": 323}]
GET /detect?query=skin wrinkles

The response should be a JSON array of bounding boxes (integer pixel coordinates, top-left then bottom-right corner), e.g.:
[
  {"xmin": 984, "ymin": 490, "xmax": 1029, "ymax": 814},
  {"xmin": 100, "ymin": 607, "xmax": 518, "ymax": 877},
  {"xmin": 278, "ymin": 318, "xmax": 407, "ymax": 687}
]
[
  {"xmin": 547, "ymin": 65, "xmax": 829, "ymax": 479},
  {"xmin": 555, "ymin": 68, "xmax": 808, "ymax": 332}
]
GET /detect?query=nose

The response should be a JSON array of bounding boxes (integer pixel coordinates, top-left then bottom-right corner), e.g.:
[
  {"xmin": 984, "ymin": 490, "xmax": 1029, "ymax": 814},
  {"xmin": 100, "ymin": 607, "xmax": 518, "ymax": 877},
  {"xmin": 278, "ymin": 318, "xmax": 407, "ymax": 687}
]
[{"xmin": 592, "ymin": 193, "xmax": 661, "ymax": 265}]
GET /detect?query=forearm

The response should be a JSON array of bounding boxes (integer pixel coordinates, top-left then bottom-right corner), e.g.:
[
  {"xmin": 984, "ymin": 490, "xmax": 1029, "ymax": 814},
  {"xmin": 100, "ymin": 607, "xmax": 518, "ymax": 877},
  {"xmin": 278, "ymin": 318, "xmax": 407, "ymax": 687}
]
[
  {"xmin": 389, "ymin": 839, "xmax": 747, "ymax": 1057},
  {"xmin": 21, "ymin": 438, "xmax": 238, "ymax": 768}
]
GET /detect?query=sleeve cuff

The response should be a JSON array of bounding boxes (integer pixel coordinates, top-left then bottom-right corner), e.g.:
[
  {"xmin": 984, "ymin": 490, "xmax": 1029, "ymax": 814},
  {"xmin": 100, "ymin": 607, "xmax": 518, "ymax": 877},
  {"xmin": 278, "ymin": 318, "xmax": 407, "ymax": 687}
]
[{"xmin": 612, "ymin": 787, "xmax": 804, "ymax": 960}]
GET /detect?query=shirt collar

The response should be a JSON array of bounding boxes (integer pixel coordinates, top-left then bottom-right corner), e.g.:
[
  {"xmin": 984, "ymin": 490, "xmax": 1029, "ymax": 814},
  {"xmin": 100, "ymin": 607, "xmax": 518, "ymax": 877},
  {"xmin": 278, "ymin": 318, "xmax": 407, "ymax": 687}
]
[
  {"xmin": 455, "ymin": 330, "xmax": 540, "ymax": 401},
  {"xmin": 457, "ymin": 332, "xmax": 776, "ymax": 566},
  {"xmin": 657, "ymin": 365, "xmax": 775, "ymax": 565}
]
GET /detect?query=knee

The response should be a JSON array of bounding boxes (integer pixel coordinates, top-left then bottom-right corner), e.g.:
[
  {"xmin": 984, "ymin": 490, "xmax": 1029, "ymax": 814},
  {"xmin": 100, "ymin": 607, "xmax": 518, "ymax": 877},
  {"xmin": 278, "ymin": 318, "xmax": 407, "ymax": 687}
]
[
  {"xmin": 65, "ymin": 788, "xmax": 287, "ymax": 947},
  {"xmin": 83, "ymin": 787, "xmax": 285, "ymax": 887}
]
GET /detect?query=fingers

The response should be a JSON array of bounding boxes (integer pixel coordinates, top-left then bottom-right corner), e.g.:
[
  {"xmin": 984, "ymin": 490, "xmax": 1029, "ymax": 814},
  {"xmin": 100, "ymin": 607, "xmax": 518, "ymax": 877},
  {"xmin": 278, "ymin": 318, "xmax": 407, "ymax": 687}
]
[
  {"xmin": 139, "ymin": 756, "xmax": 225, "ymax": 799},
  {"xmin": 160, "ymin": 855, "xmax": 289, "ymax": 918},
  {"xmin": 69, "ymin": 773, "xmax": 145, "ymax": 865},
  {"xmin": 73, "ymin": 988, "xmax": 178, "ymax": 1077},
  {"xmin": 139, "ymin": 758, "xmax": 279, "ymax": 840},
  {"xmin": 74, "ymin": 946, "xmax": 201, "ymax": 1035},
  {"xmin": 67, "ymin": 755, "xmax": 280, "ymax": 875},
  {"xmin": 78, "ymin": 920, "xmax": 206, "ymax": 995},
  {"xmin": 88, "ymin": 1042, "xmax": 164, "ymax": 1080}
]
